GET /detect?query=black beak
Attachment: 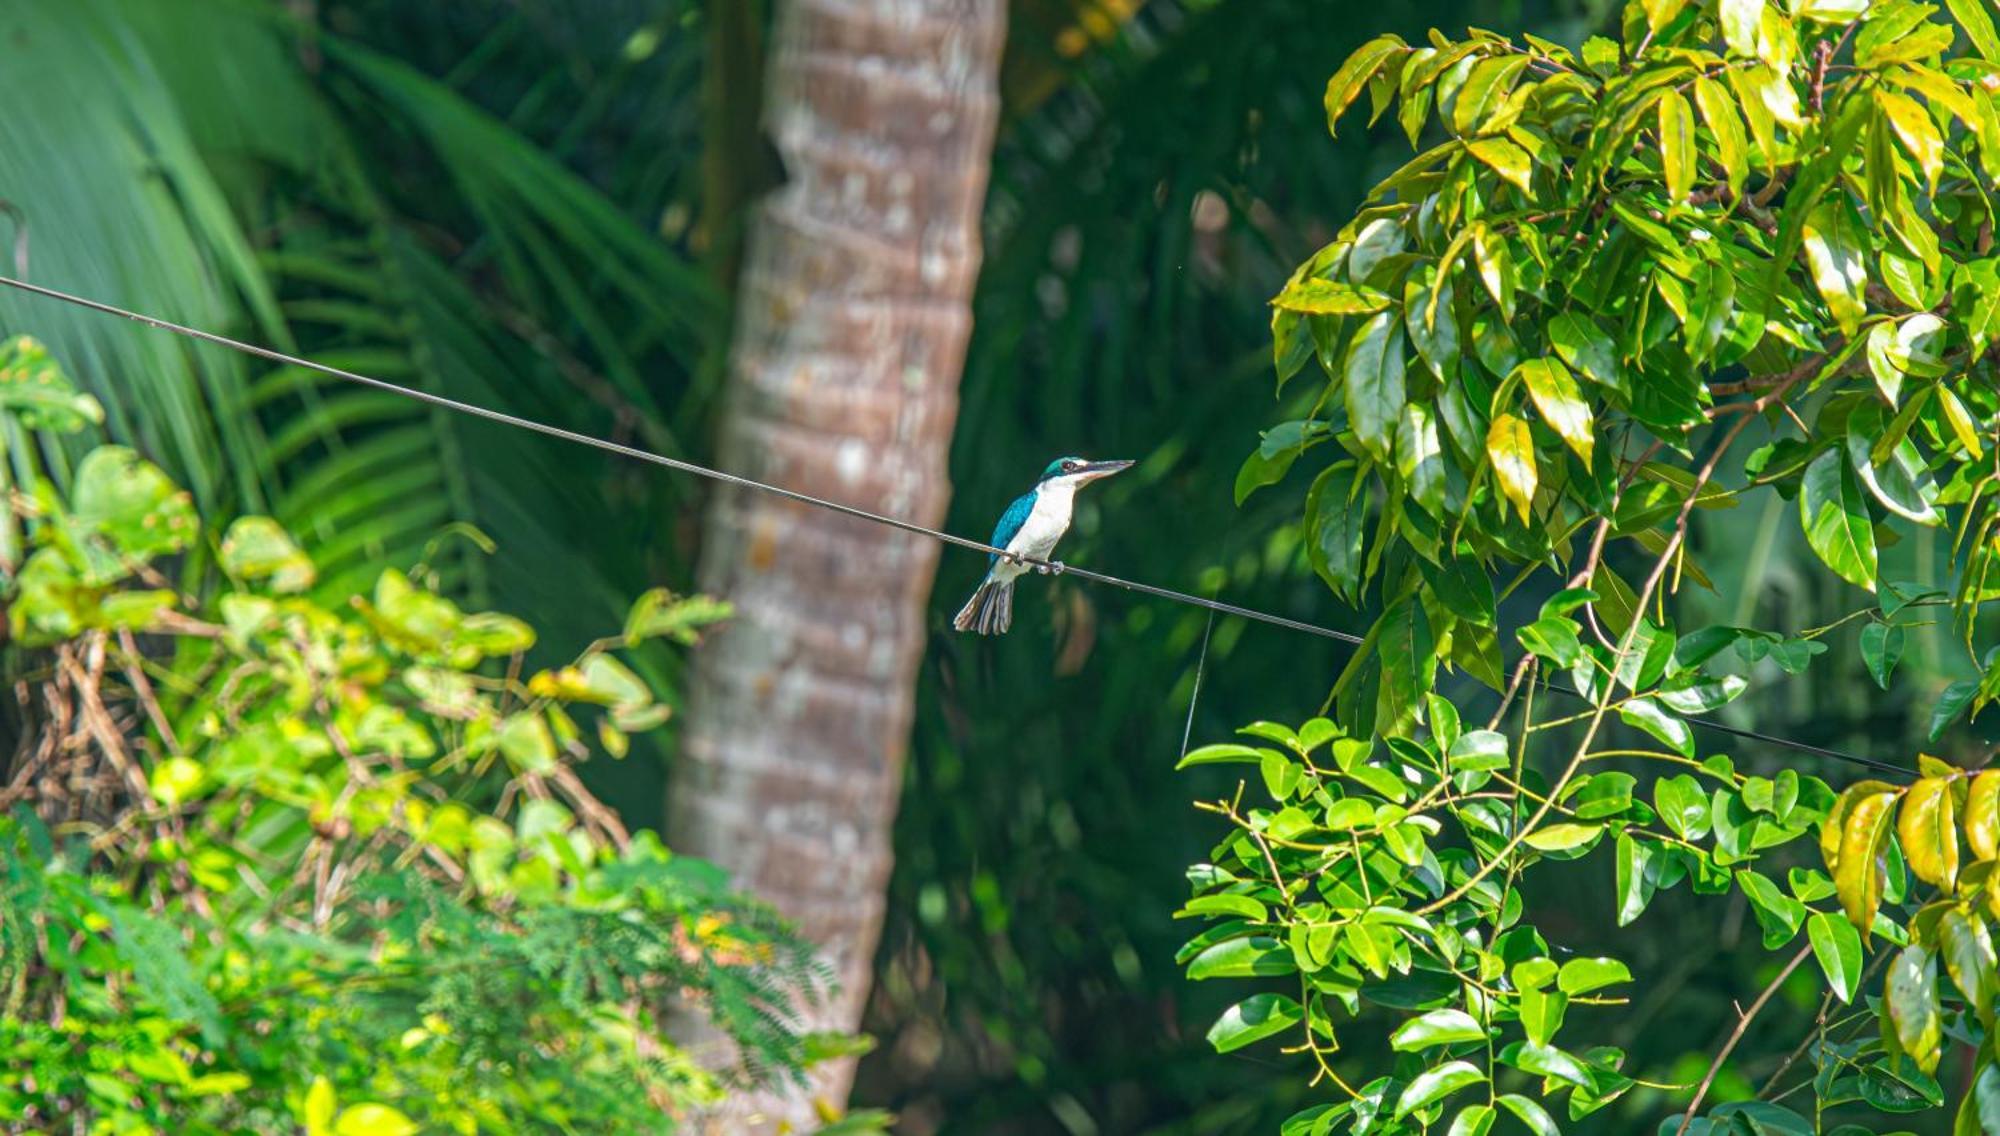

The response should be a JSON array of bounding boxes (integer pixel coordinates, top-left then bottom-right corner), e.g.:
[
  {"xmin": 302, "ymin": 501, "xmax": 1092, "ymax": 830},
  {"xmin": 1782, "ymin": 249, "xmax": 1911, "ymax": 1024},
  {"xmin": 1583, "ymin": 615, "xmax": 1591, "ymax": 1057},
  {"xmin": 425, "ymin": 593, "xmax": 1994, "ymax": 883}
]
[{"xmin": 1079, "ymin": 459, "xmax": 1135, "ymax": 480}]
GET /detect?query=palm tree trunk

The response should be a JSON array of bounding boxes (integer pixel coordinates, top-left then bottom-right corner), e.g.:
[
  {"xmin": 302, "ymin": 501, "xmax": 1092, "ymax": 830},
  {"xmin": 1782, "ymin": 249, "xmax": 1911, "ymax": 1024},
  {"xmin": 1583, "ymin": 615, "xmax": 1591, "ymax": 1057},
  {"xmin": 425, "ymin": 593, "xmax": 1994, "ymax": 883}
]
[{"xmin": 671, "ymin": 0, "xmax": 1006, "ymax": 1126}]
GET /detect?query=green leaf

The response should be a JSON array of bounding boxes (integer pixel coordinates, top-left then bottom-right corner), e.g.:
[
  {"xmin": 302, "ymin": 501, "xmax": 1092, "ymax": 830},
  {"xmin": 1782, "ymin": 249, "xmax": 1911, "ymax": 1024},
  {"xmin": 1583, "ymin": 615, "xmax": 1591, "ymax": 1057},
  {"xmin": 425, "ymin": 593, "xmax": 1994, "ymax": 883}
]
[
  {"xmin": 1344, "ymin": 312, "xmax": 1407, "ymax": 460},
  {"xmin": 1515, "ymin": 358, "xmax": 1593, "ymax": 470},
  {"xmin": 1177, "ymin": 743, "xmax": 1276, "ymax": 769},
  {"xmin": 1376, "ymin": 595, "xmax": 1436, "ymax": 739},
  {"xmin": 1801, "ymin": 200, "xmax": 1869, "ymax": 337},
  {"xmin": 1306, "ymin": 464, "xmax": 1367, "ymax": 602},
  {"xmin": 1448, "ymin": 1105, "xmax": 1497, "ymax": 1136},
  {"xmin": 1886, "ymin": 945, "xmax": 1944, "ymax": 1075},
  {"xmin": 497, "ymin": 713, "xmax": 556, "ymax": 774},
  {"xmin": 1396, "ymin": 1061, "xmax": 1487, "ymax": 1119},
  {"xmin": 1619, "ymin": 699, "xmax": 1693, "ymax": 757},
  {"xmin": 1658, "ymin": 675, "xmax": 1748, "ymax": 715},
  {"xmin": 1659, "ymin": 89, "xmax": 1697, "ymax": 206},
  {"xmin": 1467, "ymin": 136, "xmax": 1534, "ymax": 194},
  {"xmin": 1656, "ymin": 775, "xmax": 1712, "ymax": 840},
  {"xmin": 1187, "ymin": 935, "xmax": 1296, "ymax": 979},
  {"xmin": 1800, "ymin": 448, "xmax": 1878, "ymax": 591},
  {"xmin": 1206, "ymin": 993, "xmax": 1304, "ymax": 1053},
  {"xmin": 1496, "ymin": 1094, "xmax": 1560, "ymax": 1136},
  {"xmin": 1405, "ymin": 267, "xmax": 1461, "ymax": 381},
  {"xmin": 219, "ymin": 517, "xmax": 315, "ymax": 592},
  {"xmin": 1327, "ymin": 36, "xmax": 1408, "ymax": 136},
  {"xmin": 1548, "ymin": 310, "xmax": 1625, "ymax": 397},
  {"xmin": 1272, "ymin": 278, "xmax": 1392, "ymax": 315},
  {"xmin": 1737, "ymin": 869, "xmax": 1808, "ymax": 948},
  {"xmin": 1931, "ymin": 678, "xmax": 1979, "ymax": 741},
  {"xmin": 1808, "ymin": 911, "xmax": 1864, "ymax": 1003},
  {"xmin": 1524, "ymin": 823, "xmax": 1602, "ymax": 852},
  {"xmin": 1397, "ymin": 402, "xmax": 1448, "ymax": 516},
  {"xmin": 1519, "ymin": 985, "xmax": 1568, "ymax": 1047},
  {"xmin": 1517, "ymin": 616, "xmax": 1581, "ymax": 667},
  {"xmin": 1500, "ymin": 1041, "xmax": 1592, "ymax": 1089},
  {"xmin": 1616, "ymin": 834, "xmax": 1658, "ymax": 926},
  {"xmin": 1940, "ymin": 908, "xmax": 1996, "ymax": 1025},
  {"xmin": 1487, "ymin": 412, "xmax": 1537, "ymax": 523},
  {"xmin": 1391, "ymin": 1008, "xmax": 1487, "ymax": 1051},
  {"xmin": 1861, "ymin": 623, "xmax": 1905, "ymax": 689},
  {"xmin": 1179, "ymin": 893, "xmax": 1270, "ymax": 922},
  {"xmin": 1558, "ymin": 957, "xmax": 1632, "ymax": 996}
]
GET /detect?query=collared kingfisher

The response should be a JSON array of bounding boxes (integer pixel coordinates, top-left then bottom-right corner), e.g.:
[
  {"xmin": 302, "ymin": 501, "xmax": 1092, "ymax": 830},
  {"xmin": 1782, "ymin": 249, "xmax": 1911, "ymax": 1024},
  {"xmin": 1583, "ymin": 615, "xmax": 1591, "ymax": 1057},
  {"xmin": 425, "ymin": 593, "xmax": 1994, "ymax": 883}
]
[{"xmin": 953, "ymin": 456, "xmax": 1133, "ymax": 635}]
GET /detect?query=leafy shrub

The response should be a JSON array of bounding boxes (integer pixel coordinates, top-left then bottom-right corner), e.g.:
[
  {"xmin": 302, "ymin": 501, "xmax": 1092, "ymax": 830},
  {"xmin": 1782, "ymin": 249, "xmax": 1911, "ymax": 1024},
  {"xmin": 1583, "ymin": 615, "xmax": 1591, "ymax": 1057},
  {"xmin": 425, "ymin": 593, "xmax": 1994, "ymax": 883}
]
[
  {"xmin": 1187, "ymin": 1, "xmax": 2000, "ymax": 1132},
  {"xmin": 0, "ymin": 336, "xmax": 828, "ymax": 1134}
]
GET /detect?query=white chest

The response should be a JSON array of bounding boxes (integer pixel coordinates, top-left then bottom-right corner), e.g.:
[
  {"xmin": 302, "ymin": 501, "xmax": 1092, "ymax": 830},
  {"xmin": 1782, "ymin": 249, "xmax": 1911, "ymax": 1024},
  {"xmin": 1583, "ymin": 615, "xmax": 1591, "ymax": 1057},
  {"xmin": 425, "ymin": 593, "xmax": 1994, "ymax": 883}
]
[{"xmin": 995, "ymin": 483, "xmax": 1077, "ymax": 576}]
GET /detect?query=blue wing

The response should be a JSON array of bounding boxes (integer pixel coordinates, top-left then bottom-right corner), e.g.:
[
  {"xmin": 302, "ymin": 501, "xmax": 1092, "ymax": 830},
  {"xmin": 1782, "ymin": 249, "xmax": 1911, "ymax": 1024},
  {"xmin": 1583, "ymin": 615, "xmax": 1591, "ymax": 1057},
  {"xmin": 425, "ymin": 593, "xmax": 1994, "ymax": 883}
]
[{"xmin": 987, "ymin": 491, "xmax": 1036, "ymax": 564}]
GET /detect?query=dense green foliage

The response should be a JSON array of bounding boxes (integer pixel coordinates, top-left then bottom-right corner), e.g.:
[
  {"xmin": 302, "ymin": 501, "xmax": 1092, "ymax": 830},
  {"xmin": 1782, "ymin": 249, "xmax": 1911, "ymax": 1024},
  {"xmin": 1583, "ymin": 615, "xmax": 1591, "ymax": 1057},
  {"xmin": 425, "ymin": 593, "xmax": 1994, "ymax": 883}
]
[
  {"xmin": 0, "ymin": 339, "xmax": 828, "ymax": 1133},
  {"xmin": 1177, "ymin": 0, "xmax": 2000, "ymax": 1132}
]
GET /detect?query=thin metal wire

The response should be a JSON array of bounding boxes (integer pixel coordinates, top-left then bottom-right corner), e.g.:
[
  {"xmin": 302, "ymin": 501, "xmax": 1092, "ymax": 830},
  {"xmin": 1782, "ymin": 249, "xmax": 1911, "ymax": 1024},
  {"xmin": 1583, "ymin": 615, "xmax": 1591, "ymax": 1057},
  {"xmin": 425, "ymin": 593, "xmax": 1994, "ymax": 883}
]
[{"xmin": 0, "ymin": 273, "xmax": 1912, "ymax": 780}]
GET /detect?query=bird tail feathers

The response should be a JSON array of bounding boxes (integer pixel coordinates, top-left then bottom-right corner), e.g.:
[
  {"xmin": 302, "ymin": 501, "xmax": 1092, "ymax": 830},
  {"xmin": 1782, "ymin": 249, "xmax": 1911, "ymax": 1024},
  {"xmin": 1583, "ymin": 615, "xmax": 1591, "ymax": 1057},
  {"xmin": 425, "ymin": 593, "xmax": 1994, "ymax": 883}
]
[{"xmin": 952, "ymin": 576, "xmax": 1014, "ymax": 635}]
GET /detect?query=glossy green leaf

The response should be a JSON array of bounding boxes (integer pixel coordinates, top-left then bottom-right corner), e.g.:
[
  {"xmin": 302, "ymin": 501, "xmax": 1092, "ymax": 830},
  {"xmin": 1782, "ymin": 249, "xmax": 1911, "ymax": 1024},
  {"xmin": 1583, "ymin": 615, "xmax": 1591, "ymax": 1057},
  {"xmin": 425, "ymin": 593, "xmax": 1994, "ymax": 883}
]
[
  {"xmin": 1344, "ymin": 312, "xmax": 1407, "ymax": 460},
  {"xmin": 1187, "ymin": 935, "xmax": 1296, "ymax": 980},
  {"xmin": 1862, "ymin": 622, "xmax": 1905, "ymax": 689},
  {"xmin": 1556, "ymin": 957, "xmax": 1632, "ymax": 996},
  {"xmin": 1808, "ymin": 911, "xmax": 1864, "ymax": 1003},
  {"xmin": 1619, "ymin": 698, "xmax": 1693, "ymax": 757},
  {"xmin": 1967, "ymin": 771, "xmax": 2000, "ymax": 861},
  {"xmin": 1206, "ymin": 993, "xmax": 1304, "ymax": 1053},
  {"xmin": 1391, "ymin": 1008, "xmax": 1487, "ymax": 1051},
  {"xmin": 1800, "ymin": 448, "xmax": 1878, "ymax": 592},
  {"xmin": 1448, "ymin": 1104, "xmax": 1497, "ymax": 1136},
  {"xmin": 1396, "ymin": 1061, "xmax": 1486, "ymax": 1119},
  {"xmin": 1496, "ymin": 1094, "xmax": 1560, "ymax": 1136},
  {"xmin": 1939, "ymin": 908, "xmax": 1996, "ymax": 1025}
]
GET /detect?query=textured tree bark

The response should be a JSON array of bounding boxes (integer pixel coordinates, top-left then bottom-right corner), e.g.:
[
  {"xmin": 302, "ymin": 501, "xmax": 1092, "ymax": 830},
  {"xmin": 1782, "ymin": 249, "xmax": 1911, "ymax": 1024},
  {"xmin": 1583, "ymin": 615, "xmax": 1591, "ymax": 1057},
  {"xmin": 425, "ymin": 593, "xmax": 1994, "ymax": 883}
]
[{"xmin": 670, "ymin": 0, "xmax": 1006, "ymax": 1127}]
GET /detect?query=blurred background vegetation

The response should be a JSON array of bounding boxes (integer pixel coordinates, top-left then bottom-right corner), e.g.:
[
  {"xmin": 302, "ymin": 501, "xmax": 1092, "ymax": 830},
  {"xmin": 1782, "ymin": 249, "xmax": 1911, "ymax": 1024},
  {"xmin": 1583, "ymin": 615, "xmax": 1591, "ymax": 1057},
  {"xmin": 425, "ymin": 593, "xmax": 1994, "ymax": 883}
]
[{"xmin": 6, "ymin": 0, "xmax": 1985, "ymax": 1131}]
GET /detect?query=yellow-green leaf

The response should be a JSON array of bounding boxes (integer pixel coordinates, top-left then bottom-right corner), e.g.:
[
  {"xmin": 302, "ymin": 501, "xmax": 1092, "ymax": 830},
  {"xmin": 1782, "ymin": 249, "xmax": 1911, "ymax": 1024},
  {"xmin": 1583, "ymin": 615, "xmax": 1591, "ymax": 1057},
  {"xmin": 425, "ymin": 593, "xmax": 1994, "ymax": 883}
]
[
  {"xmin": 1487, "ymin": 413, "xmax": 1537, "ymax": 524},
  {"xmin": 1886, "ymin": 945, "xmax": 1944, "ymax": 1075},
  {"xmin": 1898, "ymin": 776, "xmax": 1961, "ymax": 891},
  {"xmin": 1659, "ymin": 89, "xmax": 1697, "ymax": 206},
  {"xmin": 1949, "ymin": 0, "xmax": 2000, "ymax": 61},
  {"xmin": 1271, "ymin": 278, "xmax": 1393, "ymax": 315},
  {"xmin": 1327, "ymin": 36, "xmax": 1409, "ymax": 137},
  {"xmin": 1939, "ymin": 386, "xmax": 1986, "ymax": 458},
  {"xmin": 1720, "ymin": 0, "xmax": 1766, "ymax": 54},
  {"xmin": 1967, "ymin": 770, "xmax": 2000, "ymax": 861},
  {"xmin": 1515, "ymin": 358, "xmax": 1593, "ymax": 470},
  {"xmin": 1835, "ymin": 788, "xmax": 1900, "ymax": 929},
  {"xmin": 305, "ymin": 1078, "xmax": 337, "ymax": 1136},
  {"xmin": 1876, "ymin": 89, "xmax": 1947, "ymax": 190},
  {"xmin": 1644, "ymin": 0, "xmax": 1692, "ymax": 31},
  {"xmin": 1467, "ymin": 136, "xmax": 1534, "ymax": 194},
  {"xmin": 1473, "ymin": 227, "xmax": 1516, "ymax": 319},
  {"xmin": 334, "ymin": 1104, "xmax": 419, "ymax": 1136},
  {"xmin": 1693, "ymin": 78, "xmax": 1749, "ymax": 199},
  {"xmin": 1452, "ymin": 55, "xmax": 1532, "ymax": 137},
  {"xmin": 1802, "ymin": 200, "xmax": 1869, "ymax": 337}
]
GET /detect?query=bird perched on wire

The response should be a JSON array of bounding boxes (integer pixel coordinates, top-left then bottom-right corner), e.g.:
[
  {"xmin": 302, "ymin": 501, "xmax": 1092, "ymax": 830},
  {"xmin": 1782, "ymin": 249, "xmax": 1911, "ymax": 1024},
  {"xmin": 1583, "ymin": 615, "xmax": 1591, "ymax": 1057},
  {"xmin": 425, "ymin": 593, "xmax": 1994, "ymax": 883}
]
[{"xmin": 953, "ymin": 456, "xmax": 1133, "ymax": 635}]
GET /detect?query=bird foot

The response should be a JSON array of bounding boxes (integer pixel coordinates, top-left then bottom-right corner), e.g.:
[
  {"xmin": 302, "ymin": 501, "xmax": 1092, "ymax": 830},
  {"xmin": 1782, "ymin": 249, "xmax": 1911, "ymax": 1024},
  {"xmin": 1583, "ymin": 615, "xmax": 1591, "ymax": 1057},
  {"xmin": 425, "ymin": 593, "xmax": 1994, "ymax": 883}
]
[{"xmin": 1036, "ymin": 559, "xmax": 1067, "ymax": 576}]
